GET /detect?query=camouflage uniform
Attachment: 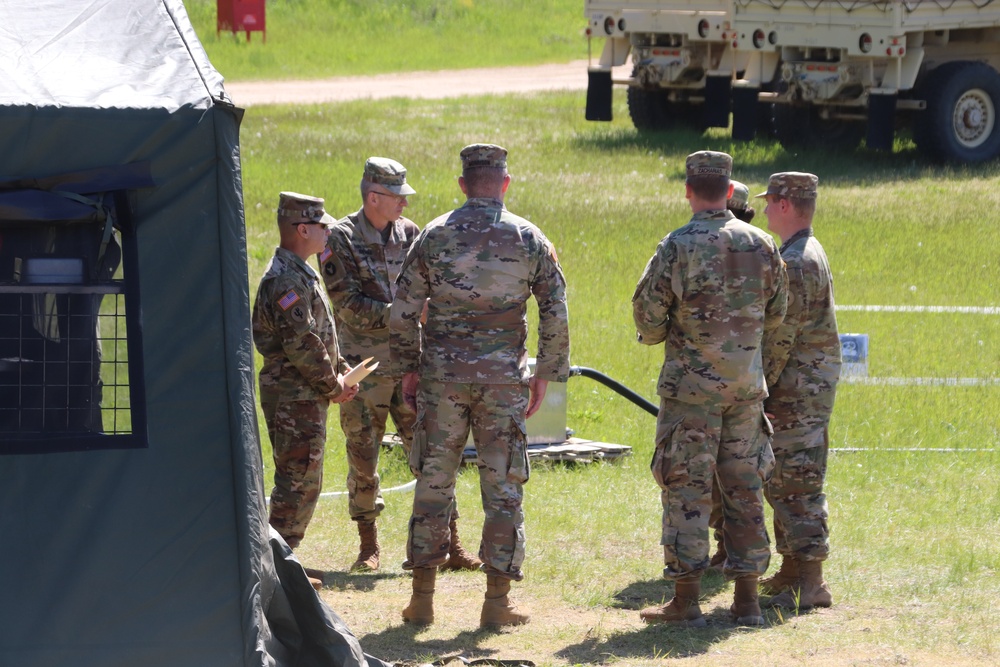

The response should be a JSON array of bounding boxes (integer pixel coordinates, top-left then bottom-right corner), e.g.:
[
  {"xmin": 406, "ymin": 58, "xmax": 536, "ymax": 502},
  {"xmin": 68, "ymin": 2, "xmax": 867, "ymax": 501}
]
[
  {"xmin": 253, "ymin": 193, "xmax": 348, "ymax": 549},
  {"xmin": 321, "ymin": 159, "xmax": 420, "ymax": 523},
  {"xmin": 390, "ymin": 144, "xmax": 570, "ymax": 581},
  {"xmin": 632, "ymin": 152, "xmax": 788, "ymax": 581},
  {"xmin": 759, "ymin": 173, "xmax": 842, "ymax": 562}
]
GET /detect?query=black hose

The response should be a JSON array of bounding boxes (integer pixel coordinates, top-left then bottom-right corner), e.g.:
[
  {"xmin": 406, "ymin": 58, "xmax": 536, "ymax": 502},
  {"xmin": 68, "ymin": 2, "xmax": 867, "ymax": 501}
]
[{"xmin": 569, "ymin": 366, "xmax": 658, "ymax": 417}]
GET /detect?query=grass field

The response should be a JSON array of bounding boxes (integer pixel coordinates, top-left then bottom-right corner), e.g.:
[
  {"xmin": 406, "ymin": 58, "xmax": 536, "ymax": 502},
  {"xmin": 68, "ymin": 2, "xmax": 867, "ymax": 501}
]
[
  {"xmin": 185, "ymin": 0, "xmax": 587, "ymax": 80},
  {"xmin": 185, "ymin": 3, "xmax": 1000, "ymax": 665}
]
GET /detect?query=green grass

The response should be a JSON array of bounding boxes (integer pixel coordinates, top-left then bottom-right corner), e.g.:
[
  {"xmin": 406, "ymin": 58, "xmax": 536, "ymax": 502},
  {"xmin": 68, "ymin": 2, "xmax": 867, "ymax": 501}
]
[
  {"xmin": 185, "ymin": 0, "xmax": 588, "ymax": 81},
  {"xmin": 193, "ymin": 3, "xmax": 1000, "ymax": 661},
  {"xmin": 237, "ymin": 91, "xmax": 1000, "ymax": 666}
]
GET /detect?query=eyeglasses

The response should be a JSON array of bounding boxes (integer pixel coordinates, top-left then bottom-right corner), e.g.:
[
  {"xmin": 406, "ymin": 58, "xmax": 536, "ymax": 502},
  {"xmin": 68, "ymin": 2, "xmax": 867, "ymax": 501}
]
[
  {"xmin": 291, "ymin": 221, "xmax": 328, "ymax": 227},
  {"xmin": 373, "ymin": 191, "xmax": 408, "ymax": 203}
]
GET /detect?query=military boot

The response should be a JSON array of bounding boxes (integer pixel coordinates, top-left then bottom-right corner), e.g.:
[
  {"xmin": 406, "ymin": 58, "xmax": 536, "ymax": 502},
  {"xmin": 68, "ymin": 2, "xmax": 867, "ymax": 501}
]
[
  {"xmin": 350, "ymin": 520, "xmax": 380, "ymax": 572},
  {"xmin": 730, "ymin": 575, "xmax": 765, "ymax": 626},
  {"xmin": 759, "ymin": 555, "xmax": 800, "ymax": 595},
  {"xmin": 639, "ymin": 579, "xmax": 706, "ymax": 627},
  {"xmin": 303, "ymin": 567, "xmax": 325, "ymax": 591},
  {"xmin": 440, "ymin": 516, "xmax": 483, "ymax": 571},
  {"xmin": 764, "ymin": 560, "xmax": 833, "ymax": 610},
  {"xmin": 401, "ymin": 567, "xmax": 436, "ymax": 625},
  {"xmin": 480, "ymin": 575, "xmax": 530, "ymax": 628}
]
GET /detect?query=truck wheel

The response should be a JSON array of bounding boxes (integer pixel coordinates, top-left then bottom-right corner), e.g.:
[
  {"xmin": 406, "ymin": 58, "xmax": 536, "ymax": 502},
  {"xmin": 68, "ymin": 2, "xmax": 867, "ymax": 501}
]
[
  {"xmin": 627, "ymin": 85, "xmax": 672, "ymax": 131},
  {"xmin": 915, "ymin": 62, "xmax": 1000, "ymax": 163},
  {"xmin": 773, "ymin": 104, "xmax": 864, "ymax": 151}
]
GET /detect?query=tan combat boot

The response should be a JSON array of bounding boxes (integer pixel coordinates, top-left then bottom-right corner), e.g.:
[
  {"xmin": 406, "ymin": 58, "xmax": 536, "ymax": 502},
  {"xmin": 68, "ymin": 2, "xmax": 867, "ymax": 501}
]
[
  {"xmin": 480, "ymin": 575, "xmax": 530, "ymax": 628},
  {"xmin": 759, "ymin": 556, "xmax": 800, "ymax": 595},
  {"xmin": 302, "ymin": 567, "xmax": 325, "ymax": 591},
  {"xmin": 764, "ymin": 560, "xmax": 833, "ymax": 610},
  {"xmin": 730, "ymin": 575, "xmax": 765, "ymax": 626},
  {"xmin": 440, "ymin": 516, "xmax": 483, "ymax": 572},
  {"xmin": 639, "ymin": 579, "xmax": 706, "ymax": 627},
  {"xmin": 350, "ymin": 520, "xmax": 380, "ymax": 572},
  {"xmin": 401, "ymin": 567, "xmax": 436, "ymax": 625}
]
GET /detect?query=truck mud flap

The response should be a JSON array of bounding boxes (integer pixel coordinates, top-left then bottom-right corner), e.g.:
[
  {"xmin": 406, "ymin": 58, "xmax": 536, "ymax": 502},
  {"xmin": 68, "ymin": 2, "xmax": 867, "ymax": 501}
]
[
  {"xmin": 586, "ymin": 68, "xmax": 614, "ymax": 122},
  {"xmin": 704, "ymin": 75, "xmax": 732, "ymax": 128},
  {"xmin": 867, "ymin": 90, "xmax": 897, "ymax": 151},
  {"xmin": 731, "ymin": 85, "xmax": 761, "ymax": 141}
]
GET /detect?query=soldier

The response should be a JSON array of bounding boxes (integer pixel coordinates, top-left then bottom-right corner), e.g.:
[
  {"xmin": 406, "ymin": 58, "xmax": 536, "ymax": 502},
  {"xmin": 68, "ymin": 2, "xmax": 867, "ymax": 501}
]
[
  {"xmin": 708, "ymin": 177, "xmax": 759, "ymax": 572},
  {"xmin": 727, "ymin": 180, "xmax": 756, "ymax": 223},
  {"xmin": 756, "ymin": 172, "xmax": 842, "ymax": 610},
  {"xmin": 252, "ymin": 192, "xmax": 359, "ymax": 563},
  {"xmin": 632, "ymin": 151, "xmax": 788, "ymax": 627},
  {"xmin": 389, "ymin": 144, "xmax": 570, "ymax": 628},
  {"xmin": 320, "ymin": 157, "xmax": 481, "ymax": 573}
]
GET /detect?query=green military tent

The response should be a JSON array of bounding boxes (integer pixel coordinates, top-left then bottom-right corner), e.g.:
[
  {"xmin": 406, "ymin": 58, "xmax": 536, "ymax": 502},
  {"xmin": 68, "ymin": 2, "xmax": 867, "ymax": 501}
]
[{"xmin": 0, "ymin": 2, "xmax": 383, "ymax": 666}]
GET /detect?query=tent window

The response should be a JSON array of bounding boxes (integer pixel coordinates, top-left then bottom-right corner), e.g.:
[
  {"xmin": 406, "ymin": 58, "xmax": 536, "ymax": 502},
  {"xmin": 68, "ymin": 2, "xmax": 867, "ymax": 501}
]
[{"xmin": 0, "ymin": 184, "xmax": 148, "ymax": 454}]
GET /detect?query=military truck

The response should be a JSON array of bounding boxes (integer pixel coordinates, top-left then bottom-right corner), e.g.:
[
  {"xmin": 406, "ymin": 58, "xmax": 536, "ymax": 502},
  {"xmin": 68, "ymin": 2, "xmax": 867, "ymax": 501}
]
[
  {"xmin": 585, "ymin": 0, "xmax": 1000, "ymax": 163},
  {"xmin": 731, "ymin": 0, "xmax": 1000, "ymax": 163},
  {"xmin": 584, "ymin": 1, "xmax": 746, "ymax": 131}
]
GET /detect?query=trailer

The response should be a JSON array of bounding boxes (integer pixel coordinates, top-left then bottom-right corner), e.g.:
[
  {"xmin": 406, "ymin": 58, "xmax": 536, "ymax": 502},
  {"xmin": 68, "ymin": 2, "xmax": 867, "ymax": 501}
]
[
  {"xmin": 732, "ymin": 0, "xmax": 1000, "ymax": 162},
  {"xmin": 585, "ymin": 0, "xmax": 1000, "ymax": 163},
  {"xmin": 584, "ymin": 1, "xmax": 747, "ymax": 131}
]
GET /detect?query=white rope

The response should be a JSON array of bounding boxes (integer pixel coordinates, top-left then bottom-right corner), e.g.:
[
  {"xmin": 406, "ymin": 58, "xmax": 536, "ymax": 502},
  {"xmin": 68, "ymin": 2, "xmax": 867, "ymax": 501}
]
[{"xmin": 836, "ymin": 305, "xmax": 999, "ymax": 315}]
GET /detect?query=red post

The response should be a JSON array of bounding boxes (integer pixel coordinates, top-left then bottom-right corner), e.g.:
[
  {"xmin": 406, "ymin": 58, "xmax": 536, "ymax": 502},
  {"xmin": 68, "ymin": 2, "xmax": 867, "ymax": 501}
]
[{"xmin": 217, "ymin": 0, "xmax": 266, "ymax": 43}]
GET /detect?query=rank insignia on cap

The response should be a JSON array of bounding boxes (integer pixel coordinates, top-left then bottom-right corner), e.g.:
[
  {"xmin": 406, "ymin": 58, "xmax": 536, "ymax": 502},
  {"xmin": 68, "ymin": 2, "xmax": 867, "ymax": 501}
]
[{"xmin": 278, "ymin": 290, "xmax": 300, "ymax": 311}]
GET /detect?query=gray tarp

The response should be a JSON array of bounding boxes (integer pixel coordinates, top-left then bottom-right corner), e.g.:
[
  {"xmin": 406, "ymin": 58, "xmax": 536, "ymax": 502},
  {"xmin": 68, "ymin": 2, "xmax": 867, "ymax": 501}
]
[{"xmin": 0, "ymin": 2, "xmax": 382, "ymax": 666}]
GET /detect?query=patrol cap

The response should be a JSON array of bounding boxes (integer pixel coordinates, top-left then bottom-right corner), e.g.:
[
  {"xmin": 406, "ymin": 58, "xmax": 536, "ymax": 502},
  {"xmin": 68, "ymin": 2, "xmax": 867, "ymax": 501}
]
[
  {"xmin": 460, "ymin": 143, "xmax": 508, "ymax": 169},
  {"xmin": 755, "ymin": 172, "xmax": 819, "ymax": 200},
  {"xmin": 277, "ymin": 191, "xmax": 334, "ymax": 225},
  {"xmin": 728, "ymin": 180, "xmax": 750, "ymax": 210},
  {"xmin": 363, "ymin": 157, "xmax": 416, "ymax": 196},
  {"xmin": 685, "ymin": 151, "xmax": 732, "ymax": 180}
]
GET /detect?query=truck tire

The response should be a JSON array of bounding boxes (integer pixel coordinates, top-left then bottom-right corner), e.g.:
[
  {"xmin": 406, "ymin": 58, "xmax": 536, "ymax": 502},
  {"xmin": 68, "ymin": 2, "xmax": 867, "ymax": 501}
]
[
  {"xmin": 627, "ymin": 85, "xmax": 672, "ymax": 131},
  {"xmin": 772, "ymin": 104, "xmax": 864, "ymax": 151},
  {"xmin": 914, "ymin": 61, "xmax": 1000, "ymax": 164}
]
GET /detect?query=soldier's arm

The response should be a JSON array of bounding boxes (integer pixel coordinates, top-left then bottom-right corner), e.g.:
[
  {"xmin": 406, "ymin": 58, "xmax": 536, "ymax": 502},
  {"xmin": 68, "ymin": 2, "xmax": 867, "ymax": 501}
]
[
  {"xmin": 272, "ymin": 287, "xmax": 344, "ymax": 398},
  {"xmin": 321, "ymin": 228, "xmax": 391, "ymax": 330},
  {"xmin": 531, "ymin": 239, "xmax": 570, "ymax": 382},
  {"xmin": 389, "ymin": 238, "xmax": 429, "ymax": 376},
  {"xmin": 631, "ymin": 239, "xmax": 675, "ymax": 346},
  {"xmin": 763, "ymin": 255, "xmax": 794, "ymax": 387}
]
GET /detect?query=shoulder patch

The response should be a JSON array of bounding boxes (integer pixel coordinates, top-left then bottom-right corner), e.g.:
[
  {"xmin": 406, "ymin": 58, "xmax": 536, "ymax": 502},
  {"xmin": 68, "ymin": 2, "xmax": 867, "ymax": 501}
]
[
  {"xmin": 277, "ymin": 290, "xmax": 301, "ymax": 311},
  {"xmin": 320, "ymin": 247, "xmax": 333, "ymax": 263}
]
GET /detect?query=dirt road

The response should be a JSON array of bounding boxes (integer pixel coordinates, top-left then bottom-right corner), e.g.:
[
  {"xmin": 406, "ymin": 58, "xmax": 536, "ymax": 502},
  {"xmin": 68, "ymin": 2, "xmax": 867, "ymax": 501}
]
[{"xmin": 223, "ymin": 59, "xmax": 630, "ymax": 106}]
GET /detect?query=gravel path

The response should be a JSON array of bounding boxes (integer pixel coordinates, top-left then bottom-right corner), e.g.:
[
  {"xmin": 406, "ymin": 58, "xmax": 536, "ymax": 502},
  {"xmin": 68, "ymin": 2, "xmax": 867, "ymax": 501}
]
[{"xmin": 224, "ymin": 59, "xmax": 630, "ymax": 106}]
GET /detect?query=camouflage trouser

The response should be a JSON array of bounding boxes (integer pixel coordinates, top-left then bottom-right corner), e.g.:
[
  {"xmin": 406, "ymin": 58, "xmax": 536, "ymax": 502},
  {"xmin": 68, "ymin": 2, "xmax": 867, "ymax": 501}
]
[
  {"xmin": 405, "ymin": 379, "xmax": 529, "ymax": 581},
  {"xmin": 652, "ymin": 397, "xmax": 774, "ymax": 580},
  {"xmin": 339, "ymin": 374, "xmax": 416, "ymax": 523},
  {"xmin": 261, "ymin": 396, "xmax": 329, "ymax": 549},
  {"xmin": 765, "ymin": 425, "xmax": 830, "ymax": 561}
]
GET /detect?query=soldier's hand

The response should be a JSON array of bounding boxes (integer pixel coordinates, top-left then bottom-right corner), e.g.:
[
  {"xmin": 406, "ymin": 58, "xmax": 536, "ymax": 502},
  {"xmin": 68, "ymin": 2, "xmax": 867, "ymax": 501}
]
[
  {"xmin": 331, "ymin": 375, "xmax": 359, "ymax": 403},
  {"xmin": 527, "ymin": 376, "xmax": 548, "ymax": 418},
  {"xmin": 402, "ymin": 371, "xmax": 419, "ymax": 412}
]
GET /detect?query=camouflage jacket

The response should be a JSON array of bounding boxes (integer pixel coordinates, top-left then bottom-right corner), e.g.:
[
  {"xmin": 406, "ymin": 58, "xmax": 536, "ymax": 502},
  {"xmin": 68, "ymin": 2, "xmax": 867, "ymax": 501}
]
[
  {"xmin": 390, "ymin": 197, "xmax": 571, "ymax": 384},
  {"xmin": 632, "ymin": 209, "xmax": 788, "ymax": 406},
  {"xmin": 252, "ymin": 246, "xmax": 349, "ymax": 402},
  {"xmin": 763, "ymin": 228, "xmax": 842, "ymax": 438},
  {"xmin": 320, "ymin": 208, "xmax": 419, "ymax": 378}
]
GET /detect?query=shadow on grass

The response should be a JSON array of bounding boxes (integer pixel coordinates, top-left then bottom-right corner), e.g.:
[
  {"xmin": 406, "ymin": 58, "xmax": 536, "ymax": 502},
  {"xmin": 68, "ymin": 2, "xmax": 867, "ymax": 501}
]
[
  {"xmin": 552, "ymin": 574, "xmax": 788, "ymax": 663},
  {"xmin": 360, "ymin": 624, "xmax": 521, "ymax": 664},
  {"xmin": 316, "ymin": 569, "xmax": 409, "ymax": 593},
  {"xmin": 571, "ymin": 124, "xmax": 997, "ymax": 185}
]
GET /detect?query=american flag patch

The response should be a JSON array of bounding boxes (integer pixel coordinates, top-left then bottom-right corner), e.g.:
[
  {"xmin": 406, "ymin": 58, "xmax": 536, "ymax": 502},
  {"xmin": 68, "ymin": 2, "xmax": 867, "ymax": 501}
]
[
  {"xmin": 320, "ymin": 247, "xmax": 333, "ymax": 263},
  {"xmin": 277, "ymin": 290, "xmax": 300, "ymax": 311}
]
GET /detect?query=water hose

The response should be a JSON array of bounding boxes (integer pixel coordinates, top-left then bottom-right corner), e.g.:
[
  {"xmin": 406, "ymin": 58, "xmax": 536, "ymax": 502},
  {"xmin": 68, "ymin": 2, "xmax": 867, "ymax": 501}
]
[{"xmin": 569, "ymin": 365, "xmax": 658, "ymax": 417}]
